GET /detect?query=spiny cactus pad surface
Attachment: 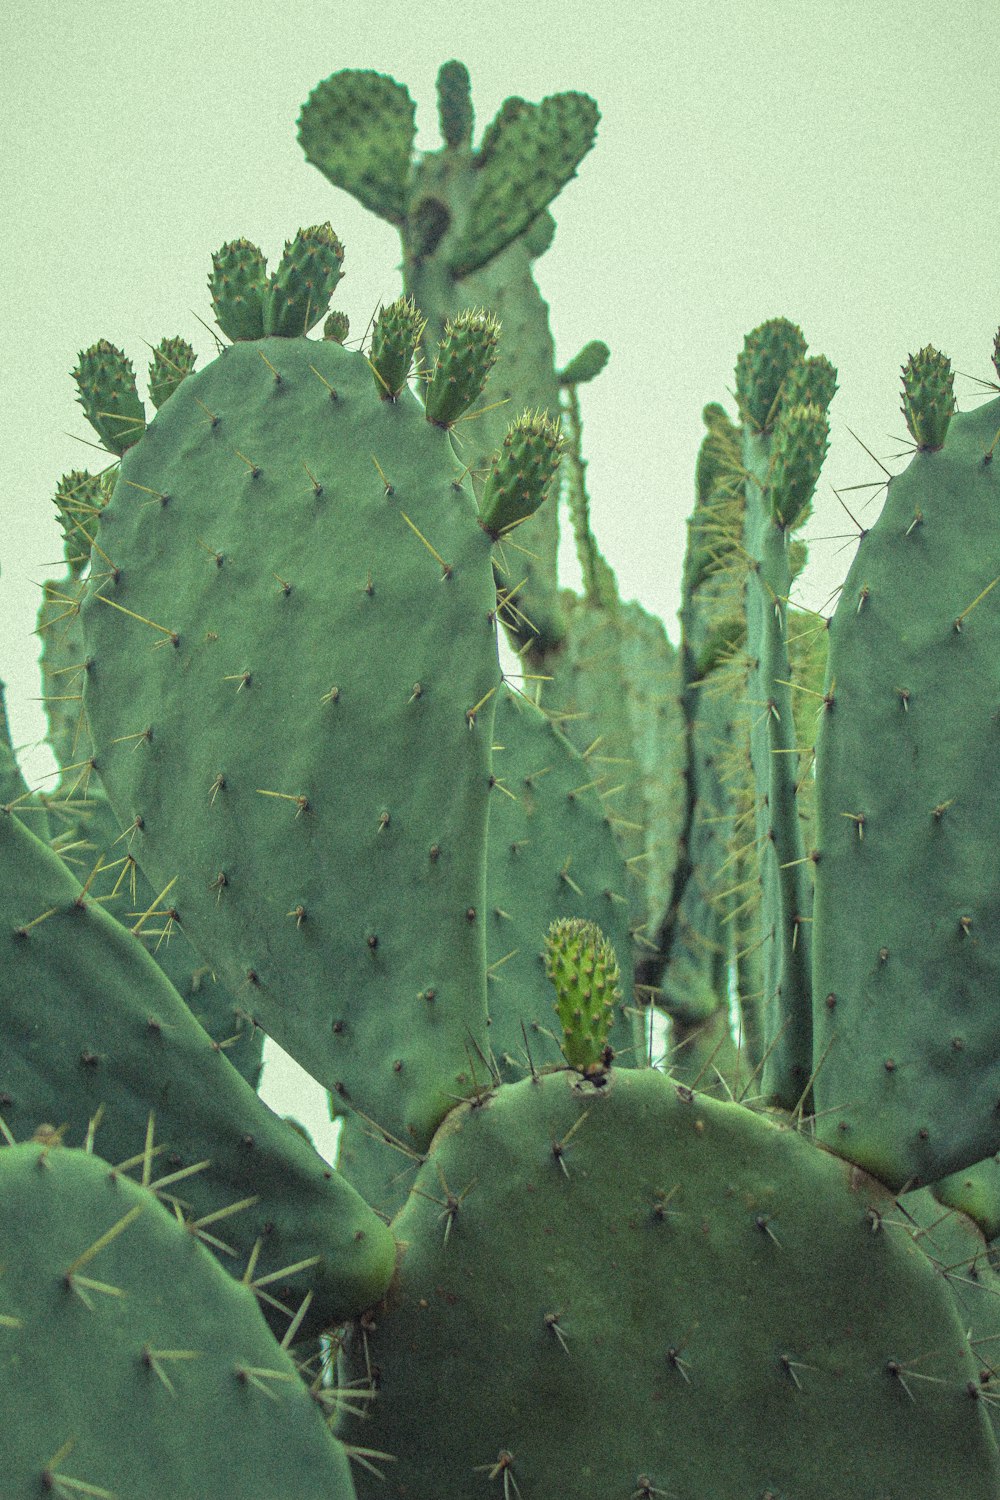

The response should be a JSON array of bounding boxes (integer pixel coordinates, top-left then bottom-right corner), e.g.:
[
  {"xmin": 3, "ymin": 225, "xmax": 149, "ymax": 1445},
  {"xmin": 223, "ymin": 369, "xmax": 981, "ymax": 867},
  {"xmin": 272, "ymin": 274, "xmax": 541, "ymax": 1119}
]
[
  {"xmin": 0, "ymin": 806, "xmax": 396, "ymax": 1334},
  {"xmin": 339, "ymin": 1067, "xmax": 999, "ymax": 1498},
  {"xmin": 0, "ymin": 1141, "xmax": 358, "ymax": 1500},
  {"xmin": 80, "ymin": 332, "xmax": 501, "ymax": 1154}
]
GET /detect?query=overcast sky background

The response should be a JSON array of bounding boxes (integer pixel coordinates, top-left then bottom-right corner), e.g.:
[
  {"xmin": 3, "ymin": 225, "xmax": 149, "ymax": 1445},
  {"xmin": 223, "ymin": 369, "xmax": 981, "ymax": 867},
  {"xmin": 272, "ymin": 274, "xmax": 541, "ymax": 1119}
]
[{"xmin": 3, "ymin": 0, "xmax": 997, "ymax": 1152}]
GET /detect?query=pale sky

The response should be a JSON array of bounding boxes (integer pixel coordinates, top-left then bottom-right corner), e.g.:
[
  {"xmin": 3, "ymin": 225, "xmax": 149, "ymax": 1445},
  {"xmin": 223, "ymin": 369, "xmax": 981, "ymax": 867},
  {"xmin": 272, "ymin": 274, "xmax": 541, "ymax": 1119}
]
[{"xmin": 3, "ymin": 0, "xmax": 997, "ymax": 1148}]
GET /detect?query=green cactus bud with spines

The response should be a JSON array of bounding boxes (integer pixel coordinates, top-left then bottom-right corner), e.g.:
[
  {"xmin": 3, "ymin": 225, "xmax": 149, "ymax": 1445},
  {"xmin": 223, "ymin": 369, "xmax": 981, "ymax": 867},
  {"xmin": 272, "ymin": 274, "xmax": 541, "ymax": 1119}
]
[
  {"xmin": 557, "ymin": 339, "xmax": 611, "ymax": 386},
  {"xmin": 901, "ymin": 344, "xmax": 956, "ymax": 451},
  {"xmin": 147, "ymin": 334, "xmax": 196, "ymax": 409},
  {"xmin": 544, "ymin": 917, "xmax": 621, "ymax": 1074},
  {"xmin": 993, "ymin": 325, "xmax": 1000, "ymax": 381},
  {"xmin": 735, "ymin": 318, "xmax": 809, "ymax": 433},
  {"xmin": 423, "ymin": 308, "xmax": 500, "ymax": 426},
  {"xmin": 448, "ymin": 91, "xmax": 599, "ymax": 278},
  {"xmin": 323, "ymin": 309, "xmax": 350, "ymax": 344},
  {"xmin": 298, "ymin": 68, "xmax": 416, "ymax": 226},
  {"xmin": 437, "ymin": 59, "xmax": 473, "ymax": 149},
  {"xmin": 782, "ymin": 352, "xmax": 839, "ymax": 414},
  {"xmin": 208, "ymin": 237, "xmax": 267, "ymax": 341},
  {"xmin": 71, "ymin": 340, "xmax": 146, "ymax": 455},
  {"xmin": 479, "ymin": 409, "xmax": 563, "ymax": 536},
  {"xmin": 263, "ymin": 222, "xmax": 345, "ymax": 337},
  {"xmin": 53, "ymin": 470, "xmax": 105, "ymax": 577},
  {"xmin": 767, "ymin": 401, "xmax": 830, "ymax": 528},
  {"xmin": 368, "ymin": 294, "xmax": 426, "ymax": 399}
]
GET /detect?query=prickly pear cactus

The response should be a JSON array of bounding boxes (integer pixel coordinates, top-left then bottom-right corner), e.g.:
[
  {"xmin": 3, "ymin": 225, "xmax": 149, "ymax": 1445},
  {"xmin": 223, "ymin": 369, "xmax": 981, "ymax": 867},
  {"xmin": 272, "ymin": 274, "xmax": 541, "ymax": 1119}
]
[{"xmin": 8, "ymin": 49, "xmax": 1000, "ymax": 1500}]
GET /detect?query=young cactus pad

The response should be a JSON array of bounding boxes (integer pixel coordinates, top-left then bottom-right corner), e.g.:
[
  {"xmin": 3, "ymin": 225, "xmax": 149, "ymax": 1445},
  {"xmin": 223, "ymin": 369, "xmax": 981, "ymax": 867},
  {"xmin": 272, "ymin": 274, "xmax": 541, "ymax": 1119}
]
[
  {"xmin": 79, "ymin": 289, "xmax": 507, "ymax": 1154},
  {"xmin": 544, "ymin": 917, "xmax": 621, "ymax": 1073}
]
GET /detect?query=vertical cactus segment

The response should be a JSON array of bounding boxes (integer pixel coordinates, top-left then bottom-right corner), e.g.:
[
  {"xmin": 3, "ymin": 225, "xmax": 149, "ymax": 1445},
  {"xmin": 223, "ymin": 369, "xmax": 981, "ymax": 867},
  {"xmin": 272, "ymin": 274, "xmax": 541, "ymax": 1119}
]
[
  {"xmin": 80, "ymin": 329, "xmax": 502, "ymax": 1152},
  {"xmin": 437, "ymin": 59, "xmax": 473, "ymax": 150},
  {"xmin": 339, "ymin": 1068, "xmax": 999, "ymax": 1499},
  {"xmin": 544, "ymin": 918, "xmax": 621, "ymax": 1074},
  {"xmin": 0, "ymin": 1142, "xmax": 358, "ymax": 1500},
  {"xmin": 812, "ymin": 387, "xmax": 1000, "ymax": 1189},
  {"xmin": 297, "ymin": 69, "xmax": 416, "ymax": 225},
  {"xmin": 737, "ymin": 321, "xmax": 837, "ymax": 1108},
  {"xmin": 0, "ymin": 807, "xmax": 396, "ymax": 1333},
  {"xmin": 71, "ymin": 340, "xmax": 146, "ymax": 454}
]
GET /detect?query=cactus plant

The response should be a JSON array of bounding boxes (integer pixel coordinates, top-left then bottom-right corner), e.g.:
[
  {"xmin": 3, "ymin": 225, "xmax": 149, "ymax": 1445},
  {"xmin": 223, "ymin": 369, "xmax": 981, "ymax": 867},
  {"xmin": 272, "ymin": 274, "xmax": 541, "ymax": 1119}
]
[{"xmin": 4, "ymin": 54, "xmax": 1000, "ymax": 1500}]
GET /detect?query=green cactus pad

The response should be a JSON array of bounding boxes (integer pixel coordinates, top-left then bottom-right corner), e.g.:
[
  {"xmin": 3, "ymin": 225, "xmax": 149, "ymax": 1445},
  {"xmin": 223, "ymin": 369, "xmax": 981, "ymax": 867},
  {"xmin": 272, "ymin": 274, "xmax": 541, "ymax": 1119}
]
[
  {"xmin": 71, "ymin": 340, "xmax": 146, "ymax": 455},
  {"xmin": 544, "ymin": 918, "xmax": 621, "ymax": 1074},
  {"xmin": 80, "ymin": 332, "xmax": 503, "ymax": 1154},
  {"xmin": 423, "ymin": 308, "xmax": 500, "ymax": 427},
  {"xmin": 767, "ymin": 401, "xmax": 830, "ymax": 528},
  {"xmin": 901, "ymin": 345, "xmax": 957, "ymax": 451},
  {"xmin": 480, "ymin": 409, "xmax": 563, "ymax": 536},
  {"xmin": 557, "ymin": 339, "xmax": 611, "ymax": 386},
  {"xmin": 813, "ymin": 390, "xmax": 1000, "ymax": 1189},
  {"xmin": 339, "ymin": 1067, "xmax": 999, "ymax": 1498},
  {"xmin": 298, "ymin": 69, "xmax": 416, "ymax": 225},
  {"xmin": 147, "ymin": 335, "xmax": 196, "ymax": 409},
  {"xmin": 437, "ymin": 59, "xmax": 473, "ymax": 150},
  {"xmin": 0, "ymin": 806, "xmax": 396, "ymax": 1335},
  {"xmin": 262, "ymin": 223, "xmax": 345, "ymax": 338},
  {"xmin": 448, "ymin": 92, "xmax": 599, "ymax": 278},
  {"xmin": 368, "ymin": 294, "xmax": 425, "ymax": 399},
  {"xmin": 734, "ymin": 317, "xmax": 808, "ymax": 433},
  {"xmin": 0, "ymin": 1141, "xmax": 357, "ymax": 1500}
]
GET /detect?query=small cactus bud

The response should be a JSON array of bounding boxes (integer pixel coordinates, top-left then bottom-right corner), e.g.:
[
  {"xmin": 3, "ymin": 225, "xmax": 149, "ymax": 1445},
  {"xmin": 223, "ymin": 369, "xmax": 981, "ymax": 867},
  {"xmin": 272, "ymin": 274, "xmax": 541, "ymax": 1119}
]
[
  {"xmin": 424, "ymin": 309, "xmax": 500, "ymax": 426},
  {"xmin": 781, "ymin": 353, "xmax": 839, "ymax": 415},
  {"xmin": 148, "ymin": 335, "xmax": 196, "ymax": 410},
  {"xmin": 369, "ymin": 295, "xmax": 426, "ymax": 399},
  {"xmin": 735, "ymin": 319, "xmax": 808, "ymax": 433},
  {"xmin": 53, "ymin": 470, "xmax": 106, "ymax": 577},
  {"xmin": 263, "ymin": 223, "xmax": 346, "ymax": 337},
  {"xmin": 767, "ymin": 402, "xmax": 830, "ymax": 528},
  {"xmin": 323, "ymin": 310, "xmax": 350, "ymax": 344},
  {"xmin": 901, "ymin": 345, "xmax": 956, "ymax": 451},
  {"xmin": 208, "ymin": 237, "xmax": 268, "ymax": 341},
  {"xmin": 544, "ymin": 918, "xmax": 621, "ymax": 1076},
  {"xmin": 71, "ymin": 340, "xmax": 146, "ymax": 455},
  {"xmin": 479, "ymin": 410, "xmax": 563, "ymax": 538}
]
